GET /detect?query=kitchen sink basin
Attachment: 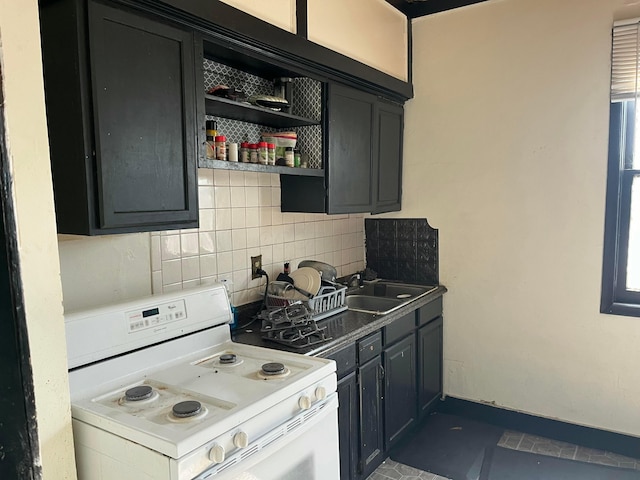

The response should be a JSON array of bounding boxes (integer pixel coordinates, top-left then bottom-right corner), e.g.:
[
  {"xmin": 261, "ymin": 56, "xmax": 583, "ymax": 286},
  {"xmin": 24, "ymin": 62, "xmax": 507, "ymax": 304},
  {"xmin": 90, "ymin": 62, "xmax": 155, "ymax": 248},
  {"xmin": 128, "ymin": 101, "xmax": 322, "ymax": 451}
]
[
  {"xmin": 345, "ymin": 281, "xmax": 438, "ymax": 314},
  {"xmin": 345, "ymin": 295, "xmax": 404, "ymax": 314}
]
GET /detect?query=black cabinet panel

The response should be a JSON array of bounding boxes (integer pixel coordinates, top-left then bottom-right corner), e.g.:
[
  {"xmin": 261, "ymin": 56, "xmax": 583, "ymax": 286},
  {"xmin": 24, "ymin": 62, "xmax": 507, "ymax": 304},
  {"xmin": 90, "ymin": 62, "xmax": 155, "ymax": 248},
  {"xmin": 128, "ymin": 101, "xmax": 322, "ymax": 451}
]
[
  {"xmin": 418, "ymin": 316, "xmax": 443, "ymax": 418},
  {"xmin": 327, "ymin": 83, "xmax": 375, "ymax": 214},
  {"xmin": 358, "ymin": 356, "xmax": 384, "ymax": 478},
  {"xmin": 40, "ymin": 0, "xmax": 199, "ymax": 234},
  {"xmin": 374, "ymin": 100, "xmax": 403, "ymax": 213},
  {"xmin": 384, "ymin": 334, "xmax": 417, "ymax": 449},
  {"xmin": 337, "ymin": 372, "xmax": 358, "ymax": 480}
]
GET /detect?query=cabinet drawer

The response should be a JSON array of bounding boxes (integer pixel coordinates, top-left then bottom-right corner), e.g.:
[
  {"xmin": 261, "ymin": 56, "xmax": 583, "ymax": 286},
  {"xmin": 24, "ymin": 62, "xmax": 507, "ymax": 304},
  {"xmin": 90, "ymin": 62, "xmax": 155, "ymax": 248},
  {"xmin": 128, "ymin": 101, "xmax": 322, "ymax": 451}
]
[
  {"xmin": 358, "ymin": 332, "xmax": 382, "ymax": 364},
  {"xmin": 326, "ymin": 343, "xmax": 357, "ymax": 379},
  {"xmin": 383, "ymin": 312, "xmax": 415, "ymax": 345},
  {"xmin": 417, "ymin": 297, "xmax": 443, "ymax": 327}
]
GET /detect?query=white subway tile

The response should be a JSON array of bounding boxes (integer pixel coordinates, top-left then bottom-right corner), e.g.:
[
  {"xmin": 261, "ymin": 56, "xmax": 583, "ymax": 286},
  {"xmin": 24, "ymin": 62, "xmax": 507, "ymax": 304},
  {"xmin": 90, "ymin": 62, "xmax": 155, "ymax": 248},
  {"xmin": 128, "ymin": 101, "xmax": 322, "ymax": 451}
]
[
  {"xmin": 232, "ymin": 229, "xmax": 247, "ymax": 249},
  {"xmin": 294, "ymin": 222, "xmax": 305, "ymax": 241},
  {"xmin": 152, "ymin": 270, "xmax": 162, "ymax": 294},
  {"xmin": 272, "ymin": 243, "xmax": 285, "ymax": 263},
  {"xmin": 270, "ymin": 173, "xmax": 280, "ymax": 187},
  {"xmin": 198, "ymin": 168, "xmax": 214, "ymax": 186},
  {"xmin": 260, "ymin": 207, "xmax": 272, "ymax": 226},
  {"xmin": 244, "ymin": 172, "xmax": 258, "ymax": 186},
  {"xmin": 215, "ymin": 208, "xmax": 232, "ymax": 230},
  {"xmin": 271, "ymin": 207, "xmax": 282, "ymax": 226},
  {"xmin": 181, "ymin": 233, "xmax": 200, "ymax": 257},
  {"xmin": 216, "ymin": 230, "xmax": 233, "ymax": 252},
  {"xmin": 198, "ymin": 209, "xmax": 215, "ymax": 231},
  {"xmin": 258, "ymin": 173, "xmax": 271, "ymax": 186},
  {"xmin": 232, "ymin": 249, "xmax": 249, "ymax": 272},
  {"xmin": 183, "ymin": 279, "xmax": 202, "ymax": 290},
  {"xmin": 163, "ymin": 282, "xmax": 183, "ymax": 293},
  {"xmin": 229, "ymin": 170, "xmax": 245, "ymax": 186},
  {"xmin": 260, "ymin": 226, "xmax": 273, "ymax": 245},
  {"xmin": 214, "ymin": 186, "xmax": 231, "ymax": 209},
  {"xmin": 198, "ymin": 186, "xmax": 215, "ymax": 209},
  {"xmin": 161, "ymin": 235, "xmax": 181, "ymax": 260},
  {"xmin": 283, "ymin": 223, "xmax": 295, "ymax": 241},
  {"xmin": 213, "ymin": 169, "xmax": 230, "ymax": 186},
  {"xmin": 199, "ymin": 231, "xmax": 216, "ymax": 254},
  {"xmin": 272, "ymin": 225, "xmax": 284, "ymax": 244},
  {"xmin": 216, "ymin": 252, "xmax": 233, "ymax": 274},
  {"xmin": 151, "ymin": 235, "xmax": 161, "ymax": 270},
  {"xmin": 245, "ymin": 187, "xmax": 259, "ymax": 207},
  {"xmin": 162, "ymin": 259, "xmax": 182, "ymax": 285},
  {"xmin": 230, "ymin": 186, "xmax": 246, "ymax": 207},
  {"xmin": 261, "ymin": 245, "xmax": 273, "ymax": 265},
  {"xmin": 246, "ymin": 227, "xmax": 260, "ymax": 248},
  {"xmin": 245, "ymin": 207, "xmax": 260, "ymax": 228},
  {"xmin": 200, "ymin": 254, "xmax": 217, "ymax": 277},
  {"xmin": 231, "ymin": 208, "xmax": 246, "ymax": 229},
  {"xmin": 233, "ymin": 270, "xmax": 249, "ymax": 292},
  {"xmin": 182, "ymin": 256, "xmax": 200, "ymax": 281}
]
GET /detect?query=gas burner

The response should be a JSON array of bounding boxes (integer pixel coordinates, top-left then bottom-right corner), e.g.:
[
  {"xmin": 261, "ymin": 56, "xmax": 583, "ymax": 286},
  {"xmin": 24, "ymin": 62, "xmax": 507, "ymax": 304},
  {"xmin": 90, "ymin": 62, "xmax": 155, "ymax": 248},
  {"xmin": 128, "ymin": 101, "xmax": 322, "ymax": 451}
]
[
  {"xmin": 120, "ymin": 385, "xmax": 159, "ymax": 405},
  {"xmin": 219, "ymin": 353, "xmax": 237, "ymax": 364},
  {"xmin": 257, "ymin": 362, "xmax": 290, "ymax": 380},
  {"xmin": 172, "ymin": 400, "xmax": 202, "ymax": 418}
]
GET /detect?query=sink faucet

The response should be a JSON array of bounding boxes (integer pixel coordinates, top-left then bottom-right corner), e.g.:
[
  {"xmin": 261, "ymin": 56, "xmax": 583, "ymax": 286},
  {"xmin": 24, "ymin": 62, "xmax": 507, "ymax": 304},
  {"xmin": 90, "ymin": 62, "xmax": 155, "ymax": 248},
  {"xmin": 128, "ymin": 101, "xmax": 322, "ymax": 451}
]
[{"xmin": 347, "ymin": 273, "xmax": 363, "ymax": 288}]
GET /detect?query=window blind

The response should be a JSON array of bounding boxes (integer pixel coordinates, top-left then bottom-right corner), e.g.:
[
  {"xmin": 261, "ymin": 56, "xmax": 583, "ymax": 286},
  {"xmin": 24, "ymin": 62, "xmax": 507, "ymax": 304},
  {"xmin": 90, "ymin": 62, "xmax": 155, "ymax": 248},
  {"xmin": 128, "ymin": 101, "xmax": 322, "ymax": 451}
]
[{"xmin": 612, "ymin": 19, "xmax": 640, "ymax": 101}]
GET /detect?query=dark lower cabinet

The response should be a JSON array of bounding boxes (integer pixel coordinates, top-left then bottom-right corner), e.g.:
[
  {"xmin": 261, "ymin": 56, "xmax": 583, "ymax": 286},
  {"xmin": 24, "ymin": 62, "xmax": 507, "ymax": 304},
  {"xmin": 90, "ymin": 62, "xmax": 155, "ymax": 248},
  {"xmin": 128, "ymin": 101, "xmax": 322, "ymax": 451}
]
[
  {"xmin": 337, "ymin": 372, "xmax": 358, "ymax": 480},
  {"xmin": 358, "ymin": 356, "xmax": 384, "ymax": 478},
  {"xmin": 383, "ymin": 334, "xmax": 417, "ymax": 449},
  {"xmin": 40, "ymin": 0, "xmax": 200, "ymax": 234},
  {"xmin": 418, "ymin": 316, "xmax": 444, "ymax": 418}
]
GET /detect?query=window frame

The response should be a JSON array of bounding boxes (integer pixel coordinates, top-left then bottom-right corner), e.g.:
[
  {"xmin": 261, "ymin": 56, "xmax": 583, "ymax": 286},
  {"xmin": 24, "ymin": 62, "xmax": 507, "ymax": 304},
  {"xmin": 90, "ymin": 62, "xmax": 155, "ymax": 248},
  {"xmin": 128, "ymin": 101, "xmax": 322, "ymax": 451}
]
[{"xmin": 601, "ymin": 100, "xmax": 640, "ymax": 315}]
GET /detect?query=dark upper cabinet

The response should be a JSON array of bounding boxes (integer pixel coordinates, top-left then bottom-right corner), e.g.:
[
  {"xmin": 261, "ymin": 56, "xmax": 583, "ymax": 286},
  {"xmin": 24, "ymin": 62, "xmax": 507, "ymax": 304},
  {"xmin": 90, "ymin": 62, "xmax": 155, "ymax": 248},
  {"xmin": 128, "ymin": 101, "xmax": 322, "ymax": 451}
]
[
  {"xmin": 39, "ymin": 0, "xmax": 200, "ymax": 235},
  {"xmin": 418, "ymin": 316, "xmax": 444, "ymax": 418},
  {"xmin": 281, "ymin": 82, "xmax": 403, "ymax": 214},
  {"xmin": 326, "ymin": 83, "xmax": 376, "ymax": 213},
  {"xmin": 383, "ymin": 334, "xmax": 417, "ymax": 449},
  {"xmin": 374, "ymin": 100, "xmax": 403, "ymax": 214}
]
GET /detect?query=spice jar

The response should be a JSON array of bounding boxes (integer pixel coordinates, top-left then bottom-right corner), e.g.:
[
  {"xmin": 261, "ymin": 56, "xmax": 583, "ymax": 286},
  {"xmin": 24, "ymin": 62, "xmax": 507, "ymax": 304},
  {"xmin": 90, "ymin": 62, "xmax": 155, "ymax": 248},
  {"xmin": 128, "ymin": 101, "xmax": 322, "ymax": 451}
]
[
  {"xmin": 267, "ymin": 143, "xmax": 276, "ymax": 165},
  {"xmin": 294, "ymin": 149, "xmax": 301, "ymax": 168},
  {"xmin": 258, "ymin": 141, "xmax": 268, "ymax": 165},
  {"xmin": 240, "ymin": 142, "xmax": 250, "ymax": 163},
  {"xmin": 205, "ymin": 120, "xmax": 217, "ymax": 159},
  {"xmin": 249, "ymin": 143, "xmax": 258, "ymax": 163},
  {"xmin": 215, "ymin": 135, "xmax": 226, "ymax": 161},
  {"xmin": 284, "ymin": 147, "xmax": 294, "ymax": 167}
]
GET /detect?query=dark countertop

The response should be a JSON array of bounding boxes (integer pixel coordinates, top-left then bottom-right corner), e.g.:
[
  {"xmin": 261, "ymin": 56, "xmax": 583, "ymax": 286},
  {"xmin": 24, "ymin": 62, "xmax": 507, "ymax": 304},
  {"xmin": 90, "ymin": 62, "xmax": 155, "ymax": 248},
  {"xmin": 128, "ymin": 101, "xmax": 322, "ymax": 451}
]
[{"xmin": 232, "ymin": 285, "xmax": 447, "ymax": 358}]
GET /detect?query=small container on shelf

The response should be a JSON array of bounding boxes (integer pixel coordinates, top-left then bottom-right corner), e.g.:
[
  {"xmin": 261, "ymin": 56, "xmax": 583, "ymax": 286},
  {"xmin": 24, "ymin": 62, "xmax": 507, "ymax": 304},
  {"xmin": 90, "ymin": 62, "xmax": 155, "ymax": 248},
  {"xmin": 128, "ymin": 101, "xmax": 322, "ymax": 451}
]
[
  {"xmin": 249, "ymin": 143, "xmax": 258, "ymax": 164},
  {"xmin": 215, "ymin": 135, "xmax": 226, "ymax": 161},
  {"xmin": 284, "ymin": 147, "xmax": 294, "ymax": 167},
  {"xmin": 294, "ymin": 149, "xmax": 301, "ymax": 168},
  {"xmin": 267, "ymin": 143, "xmax": 276, "ymax": 165},
  {"xmin": 258, "ymin": 141, "xmax": 268, "ymax": 165},
  {"xmin": 240, "ymin": 142, "xmax": 250, "ymax": 163}
]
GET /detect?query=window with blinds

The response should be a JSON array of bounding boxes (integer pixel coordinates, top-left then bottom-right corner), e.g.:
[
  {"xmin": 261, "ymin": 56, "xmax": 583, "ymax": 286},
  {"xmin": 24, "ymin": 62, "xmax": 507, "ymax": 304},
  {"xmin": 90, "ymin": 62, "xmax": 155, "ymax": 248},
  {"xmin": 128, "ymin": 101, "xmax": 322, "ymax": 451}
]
[{"xmin": 601, "ymin": 18, "xmax": 640, "ymax": 316}]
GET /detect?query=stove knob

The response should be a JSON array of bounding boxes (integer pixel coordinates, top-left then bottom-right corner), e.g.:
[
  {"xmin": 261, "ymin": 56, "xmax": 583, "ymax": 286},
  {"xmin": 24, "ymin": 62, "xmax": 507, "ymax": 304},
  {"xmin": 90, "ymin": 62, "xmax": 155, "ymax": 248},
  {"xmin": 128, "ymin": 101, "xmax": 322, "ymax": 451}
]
[
  {"xmin": 315, "ymin": 386, "xmax": 327, "ymax": 401},
  {"xmin": 299, "ymin": 395, "xmax": 312, "ymax": 410},
  {"xmin": 208, "ymin": 444, "xmax": 225, "ymax": 464},
  {"xmin": 233, "ymin": 431, "xmax": 249, "ymax": 449}
]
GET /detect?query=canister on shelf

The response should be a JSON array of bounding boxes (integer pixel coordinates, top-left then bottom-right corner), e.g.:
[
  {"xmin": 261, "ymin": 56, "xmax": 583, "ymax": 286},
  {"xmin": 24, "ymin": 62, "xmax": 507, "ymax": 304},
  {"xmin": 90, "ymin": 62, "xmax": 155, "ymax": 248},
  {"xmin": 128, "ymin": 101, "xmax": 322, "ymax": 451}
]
[
  {"xmin": 205, "ymin": 120, "xmax": 217, "ymax": 159},
  {"xmin": 215, "ymin": 135, "xmax": 226, "ymax": 161},
  {"xmin": 267, "ymin": 143, "xmax": 276, "ymax": 165},
  {"xmin": 249, "ymin": 143, "xmax": 258, "ymax": 163},
  {"xmin": 284, "ymin": 147, "xmax": 294, "ymax": 167},
  {"xmin": 294, "ymin": 149, "xmax": 301, "ymax": 168},
  {"xmin": 258, "ymin": 141, "xmax": 268, "ymax": 165},
  {"xmin": 228, "ymin": 143, "xmax": 238, "ymax": 162},
  {"xmin": 240, "ymin": 142, "xmax": 250, "ymax": 163}
]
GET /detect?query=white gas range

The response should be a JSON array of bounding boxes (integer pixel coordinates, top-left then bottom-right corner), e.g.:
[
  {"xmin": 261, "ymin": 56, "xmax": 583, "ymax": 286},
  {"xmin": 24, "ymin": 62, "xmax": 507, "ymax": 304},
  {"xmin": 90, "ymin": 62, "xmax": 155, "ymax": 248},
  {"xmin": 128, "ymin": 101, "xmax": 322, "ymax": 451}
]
[{"xmin": 65, "ymin": 284, "xmax": 339, "ymax": 480}]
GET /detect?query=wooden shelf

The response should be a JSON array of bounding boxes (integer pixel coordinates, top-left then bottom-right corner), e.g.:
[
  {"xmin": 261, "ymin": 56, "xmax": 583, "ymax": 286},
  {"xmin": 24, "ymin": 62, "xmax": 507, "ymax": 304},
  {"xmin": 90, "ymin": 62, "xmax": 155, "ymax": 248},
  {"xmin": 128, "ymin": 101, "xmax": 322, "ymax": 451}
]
[
  {"xmin": 199, "ymin": 159, "xmax": 324, "ymax": 177},
  {"xmin": 204, "ymin": 95, "xmax": 319, "ymax": 128}
]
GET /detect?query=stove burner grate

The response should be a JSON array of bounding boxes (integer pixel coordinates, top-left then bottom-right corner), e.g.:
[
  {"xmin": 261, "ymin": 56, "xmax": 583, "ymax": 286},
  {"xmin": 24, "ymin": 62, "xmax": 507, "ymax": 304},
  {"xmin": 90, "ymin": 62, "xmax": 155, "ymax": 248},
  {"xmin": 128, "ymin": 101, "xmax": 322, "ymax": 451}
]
[
  {"xmin": 172, "ymin": 400, "xmax": 202, "ymax": 418},
  {"xmin": 125, "ymin": 385, "xmax": 154, "ymax": 401},
  {"xmin": 260, "ymin": 304, "xmax": 331, "ymax": 349}
]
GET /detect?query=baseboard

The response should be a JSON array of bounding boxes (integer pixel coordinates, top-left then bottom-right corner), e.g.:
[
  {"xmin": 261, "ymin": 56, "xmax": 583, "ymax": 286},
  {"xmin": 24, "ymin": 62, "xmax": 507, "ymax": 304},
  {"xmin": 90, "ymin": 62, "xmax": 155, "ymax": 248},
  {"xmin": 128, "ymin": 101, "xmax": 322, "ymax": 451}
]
[{"xmin": 437, "ymin": 396, "xmax": 640, "ymax": 460}]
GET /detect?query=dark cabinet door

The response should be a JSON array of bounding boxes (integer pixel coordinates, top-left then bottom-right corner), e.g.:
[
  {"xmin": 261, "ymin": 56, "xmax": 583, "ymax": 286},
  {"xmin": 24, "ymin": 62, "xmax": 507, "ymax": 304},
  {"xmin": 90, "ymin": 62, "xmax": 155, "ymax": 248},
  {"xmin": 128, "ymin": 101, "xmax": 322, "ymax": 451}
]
[
  {"xmin": 40, "ymin": 0, "xmax": 199, "ymax": 234},
  {"xmin": 418, "ymin": 316, "xmax": 443, "ymax": 418},
  {"xmin": 374, "ymin": 100, "xmax": 403, "ymax": 214},
  {"xmin": 383, "ymin": 334, "xmax": 416, "ymax": 449},
  {"xmin": 88, "ymin": 1, "xmax": 198, "ymax": 231},
  {"xmin": 358, "ymin": 356, "xmax": 384, "ymax": 478},
  {"xmin": 326, "ymin": 83, "xmax": 376, "ymax": 214},
  {"xmin": 337, "ymin": 372, "xmax": 358, "ymax": 480}
]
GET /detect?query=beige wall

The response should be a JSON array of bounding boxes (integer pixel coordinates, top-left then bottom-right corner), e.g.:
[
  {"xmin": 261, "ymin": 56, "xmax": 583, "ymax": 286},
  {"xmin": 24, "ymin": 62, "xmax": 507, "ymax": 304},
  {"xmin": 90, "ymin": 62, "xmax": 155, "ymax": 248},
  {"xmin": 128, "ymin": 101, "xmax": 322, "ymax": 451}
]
[
  {"xmin": 391, "ymin": 0, "xmax": 640, "ymax": 435},
  {"xmin": 308, "ymin": 0, "xmax": 408, "ymax": 81},
  {"xmin": 0, "ymin": 0, "xmax": 77, "ymax": 478},
  {"xmin": 219, "ymin": 0, "xmax": 296, "ymax": 32}
]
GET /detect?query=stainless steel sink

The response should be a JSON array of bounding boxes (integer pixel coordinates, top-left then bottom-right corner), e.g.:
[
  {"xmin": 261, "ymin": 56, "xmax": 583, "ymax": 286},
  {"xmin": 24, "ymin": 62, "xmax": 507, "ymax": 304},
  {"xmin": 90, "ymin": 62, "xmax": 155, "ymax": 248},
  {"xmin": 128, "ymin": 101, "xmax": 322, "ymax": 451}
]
[
  {"xmin": 345, "ymin": 295, "xmax": 404, "ymax": 314},
  {"xmin": 345, "ymin": 281, "xmax": 438, "ymax": 314}
]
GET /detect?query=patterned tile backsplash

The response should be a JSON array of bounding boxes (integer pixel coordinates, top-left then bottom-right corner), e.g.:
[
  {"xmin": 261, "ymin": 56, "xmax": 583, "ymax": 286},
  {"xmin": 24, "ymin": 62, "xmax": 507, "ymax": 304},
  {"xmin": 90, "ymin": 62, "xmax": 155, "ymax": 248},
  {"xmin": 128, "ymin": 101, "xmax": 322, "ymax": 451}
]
[
  {"xmin": 151, "ymin": 168, "xmax": 366, "ymax": 306},
  {"xmin": 365, "ymin": 218, "xmax": 439, "ymax": 285}
]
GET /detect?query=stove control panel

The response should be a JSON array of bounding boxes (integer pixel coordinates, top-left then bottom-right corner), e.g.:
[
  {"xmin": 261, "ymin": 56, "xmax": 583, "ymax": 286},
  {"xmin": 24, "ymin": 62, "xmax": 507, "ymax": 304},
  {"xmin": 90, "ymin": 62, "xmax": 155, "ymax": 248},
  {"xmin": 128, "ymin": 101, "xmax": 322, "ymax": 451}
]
[{"xmin": 126, "ymin": 299, "xmax": 187, "ymax": 333}]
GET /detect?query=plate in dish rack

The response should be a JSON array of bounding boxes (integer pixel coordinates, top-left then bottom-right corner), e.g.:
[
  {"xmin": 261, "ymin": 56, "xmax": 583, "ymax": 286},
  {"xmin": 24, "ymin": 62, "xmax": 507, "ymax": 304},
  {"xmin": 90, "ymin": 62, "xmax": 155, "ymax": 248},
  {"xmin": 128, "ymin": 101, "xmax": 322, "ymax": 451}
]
[{"xmin": 289, "ymin": 267, "xmax": 322, "ymax": 297}]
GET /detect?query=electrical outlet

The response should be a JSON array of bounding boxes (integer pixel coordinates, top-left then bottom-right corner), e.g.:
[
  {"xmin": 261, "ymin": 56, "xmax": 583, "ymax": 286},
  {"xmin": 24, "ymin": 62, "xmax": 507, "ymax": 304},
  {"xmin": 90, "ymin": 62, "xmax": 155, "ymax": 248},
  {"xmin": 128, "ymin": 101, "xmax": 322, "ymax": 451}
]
[{"xmin": 251, "ymin": 255, "xmax": 262, "ymax": 279}]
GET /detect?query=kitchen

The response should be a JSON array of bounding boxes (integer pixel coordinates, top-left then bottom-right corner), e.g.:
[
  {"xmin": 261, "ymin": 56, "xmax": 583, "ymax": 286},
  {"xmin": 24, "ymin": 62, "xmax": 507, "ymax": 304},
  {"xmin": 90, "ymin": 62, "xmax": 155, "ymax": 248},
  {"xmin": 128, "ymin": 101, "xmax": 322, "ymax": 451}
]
[{"xmin": 2, "ymin": 0, "xmax": 640, "ymax": 478}]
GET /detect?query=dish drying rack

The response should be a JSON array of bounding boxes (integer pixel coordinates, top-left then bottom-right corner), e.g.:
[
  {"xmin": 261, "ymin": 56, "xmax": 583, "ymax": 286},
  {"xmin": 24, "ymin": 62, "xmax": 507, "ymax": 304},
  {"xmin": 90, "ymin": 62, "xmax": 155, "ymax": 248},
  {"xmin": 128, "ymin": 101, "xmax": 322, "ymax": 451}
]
[{"xmin": 266, "ymin": 282, "xmax": 347, "ymax": 321}]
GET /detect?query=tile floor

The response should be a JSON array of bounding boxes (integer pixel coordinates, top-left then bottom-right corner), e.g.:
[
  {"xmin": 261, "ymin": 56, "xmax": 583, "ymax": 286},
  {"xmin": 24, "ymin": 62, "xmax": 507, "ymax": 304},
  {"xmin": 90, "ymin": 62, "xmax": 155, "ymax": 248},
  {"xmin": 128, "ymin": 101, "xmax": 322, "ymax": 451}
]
[{"xmin": 367, "ymin": 429, "xmax": 640, "ymax": 480}]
